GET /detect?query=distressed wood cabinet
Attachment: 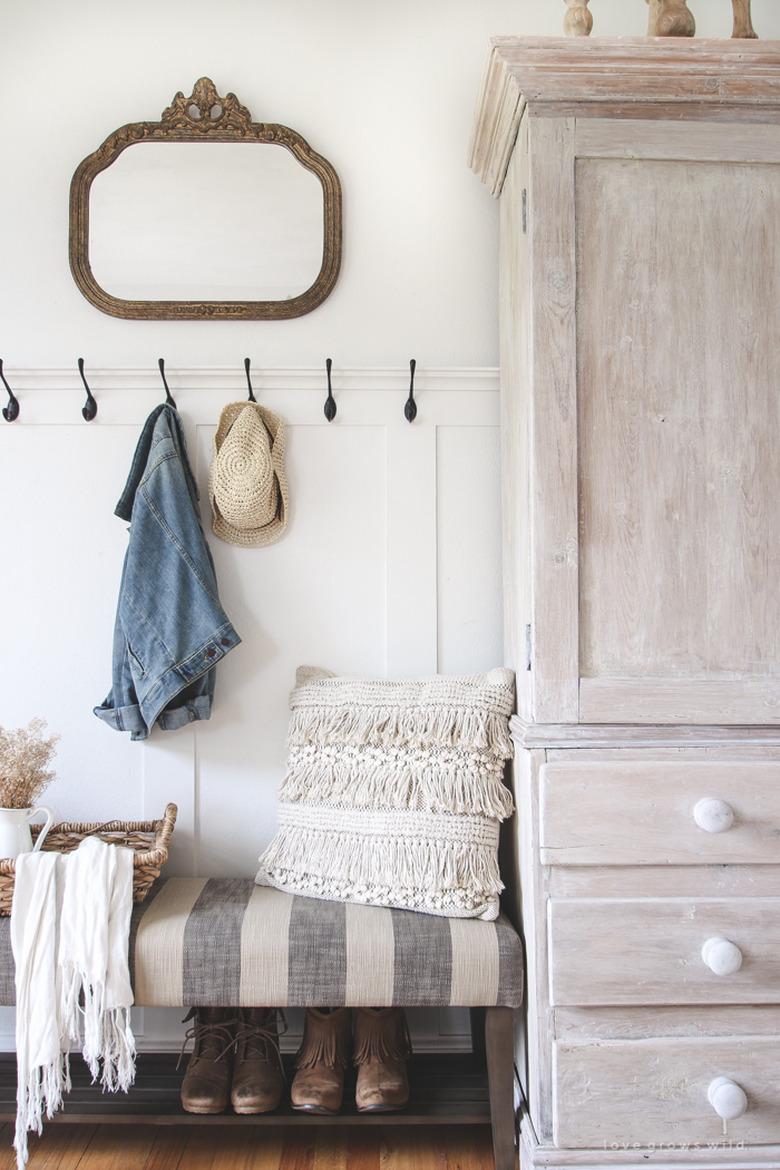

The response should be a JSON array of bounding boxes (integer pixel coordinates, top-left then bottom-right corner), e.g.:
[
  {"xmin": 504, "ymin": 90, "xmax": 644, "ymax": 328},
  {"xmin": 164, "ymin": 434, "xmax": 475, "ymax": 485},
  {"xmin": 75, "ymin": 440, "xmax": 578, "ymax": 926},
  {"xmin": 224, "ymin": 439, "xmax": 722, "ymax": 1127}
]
[
  {"xmin": 472, "ymin": 37, "xmax": 780, "ymax": 728},
  {"xmin": 471, "ymin": 37, "xmax": 780, "ymax": 1170}
]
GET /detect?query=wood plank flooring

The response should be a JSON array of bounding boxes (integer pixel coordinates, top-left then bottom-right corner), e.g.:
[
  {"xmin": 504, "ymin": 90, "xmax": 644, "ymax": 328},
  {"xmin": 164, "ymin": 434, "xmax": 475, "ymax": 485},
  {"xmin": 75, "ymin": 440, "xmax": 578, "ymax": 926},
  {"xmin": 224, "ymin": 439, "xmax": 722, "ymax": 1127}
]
[{"xmin": 0, "ymin": 1124, "xmax": 496, "ymax": 1170}]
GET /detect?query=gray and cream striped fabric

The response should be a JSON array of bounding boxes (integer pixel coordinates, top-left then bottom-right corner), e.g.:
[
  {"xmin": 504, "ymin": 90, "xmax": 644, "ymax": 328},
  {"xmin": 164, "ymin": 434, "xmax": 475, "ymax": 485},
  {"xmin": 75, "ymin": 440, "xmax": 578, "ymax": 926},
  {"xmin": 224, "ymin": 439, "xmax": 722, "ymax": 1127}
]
[{"xmin": 0, "ymin": 878, "xmax": 523, "ymax": 1009}]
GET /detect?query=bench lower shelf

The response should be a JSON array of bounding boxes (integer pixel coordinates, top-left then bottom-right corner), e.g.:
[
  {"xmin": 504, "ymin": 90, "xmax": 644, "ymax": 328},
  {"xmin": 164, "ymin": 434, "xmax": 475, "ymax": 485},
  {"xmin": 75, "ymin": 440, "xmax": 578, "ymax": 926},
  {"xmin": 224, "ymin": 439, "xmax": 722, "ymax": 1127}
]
[{"xmin": 0, "ymin": 1053, "xmax": 490, "ymax": 1127}]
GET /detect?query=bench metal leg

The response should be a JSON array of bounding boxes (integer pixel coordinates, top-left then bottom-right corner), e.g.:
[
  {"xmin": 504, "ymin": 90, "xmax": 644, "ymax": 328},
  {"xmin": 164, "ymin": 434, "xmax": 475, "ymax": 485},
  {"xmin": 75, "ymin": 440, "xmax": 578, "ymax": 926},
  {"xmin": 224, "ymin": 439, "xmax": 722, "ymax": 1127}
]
[{"xmin": 485, "ymin": 1006, "xmax": 517, "ymax": 1170}]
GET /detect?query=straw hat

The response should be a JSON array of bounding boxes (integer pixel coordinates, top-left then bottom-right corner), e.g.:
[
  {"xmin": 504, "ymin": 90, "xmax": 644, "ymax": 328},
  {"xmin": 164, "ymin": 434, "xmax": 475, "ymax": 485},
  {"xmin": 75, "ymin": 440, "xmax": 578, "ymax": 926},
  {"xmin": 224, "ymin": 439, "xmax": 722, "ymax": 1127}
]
[{"xmin": 209, "ymin": 402, "xmax": 288, "ymax": 547}]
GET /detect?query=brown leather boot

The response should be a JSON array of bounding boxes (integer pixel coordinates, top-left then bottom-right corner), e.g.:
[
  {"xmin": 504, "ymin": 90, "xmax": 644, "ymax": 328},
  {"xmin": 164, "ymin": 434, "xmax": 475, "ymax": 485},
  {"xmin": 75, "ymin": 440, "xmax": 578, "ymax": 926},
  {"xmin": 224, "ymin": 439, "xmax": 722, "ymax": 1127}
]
[
  {"xmin": 290, "ymin": 1008, "xmax": 351, "ymax": 1115},
  {"xmin": 179, "ymin": 1007, "xmax": 237, "ymax": 1114},
  {"xmin": 230, "ymin": 1008, "xmax": 285, "ymax": 1114},
  {"xmin": 354, "ymin": 1007, "xmax": 411, "ymax": 1113}
]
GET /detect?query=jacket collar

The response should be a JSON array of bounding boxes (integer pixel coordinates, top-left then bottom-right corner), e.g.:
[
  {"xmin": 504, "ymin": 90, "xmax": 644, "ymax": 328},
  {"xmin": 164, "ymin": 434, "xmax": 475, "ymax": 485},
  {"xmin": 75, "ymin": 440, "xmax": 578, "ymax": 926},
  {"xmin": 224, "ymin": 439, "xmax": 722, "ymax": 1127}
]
[{"xmin": 115, "ymin": 404, "xmax": 199, "ymax": 521}]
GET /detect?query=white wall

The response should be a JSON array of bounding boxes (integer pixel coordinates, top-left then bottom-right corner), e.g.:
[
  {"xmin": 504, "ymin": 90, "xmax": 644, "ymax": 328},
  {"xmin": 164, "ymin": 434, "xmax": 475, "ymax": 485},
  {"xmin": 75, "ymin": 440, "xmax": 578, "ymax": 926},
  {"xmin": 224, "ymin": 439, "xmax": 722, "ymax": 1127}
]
[
  {"xmin": 2, "ymin": 0, "xmax": 780, "ymax": 1050},
  {"xmin": 0, "ymin": 370, "xmax": 500, "ymax": 1049},
  {"xmin": 2, "ymin": 0, "xmax": 777, "ymax": 368}
]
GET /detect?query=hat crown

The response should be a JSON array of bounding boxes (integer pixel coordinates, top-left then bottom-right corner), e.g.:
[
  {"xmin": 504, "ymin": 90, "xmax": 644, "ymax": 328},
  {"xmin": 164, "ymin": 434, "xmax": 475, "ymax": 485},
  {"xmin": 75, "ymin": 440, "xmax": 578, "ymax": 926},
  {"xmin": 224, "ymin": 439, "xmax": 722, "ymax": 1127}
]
[{"xmin": 213, "ymin": 405, "xmax": 278, "ymax": 530}]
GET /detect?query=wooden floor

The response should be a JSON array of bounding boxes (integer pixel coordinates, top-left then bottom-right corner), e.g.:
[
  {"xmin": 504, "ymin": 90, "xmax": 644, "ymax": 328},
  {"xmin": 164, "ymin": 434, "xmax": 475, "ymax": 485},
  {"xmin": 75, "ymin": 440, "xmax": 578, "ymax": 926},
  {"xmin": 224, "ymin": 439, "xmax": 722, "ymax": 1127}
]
[{"xmin": 0, "ymin": 1123, "xmax": 496, "ymax": 1170}]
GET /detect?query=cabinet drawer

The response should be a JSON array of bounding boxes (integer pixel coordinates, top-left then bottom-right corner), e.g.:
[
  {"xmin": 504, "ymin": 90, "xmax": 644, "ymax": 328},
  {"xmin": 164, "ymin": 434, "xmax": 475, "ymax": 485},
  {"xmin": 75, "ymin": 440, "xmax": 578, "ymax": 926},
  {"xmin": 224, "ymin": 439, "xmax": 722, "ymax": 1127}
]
[
  {"xmin": 540, "ymin": 760, "xmax": 780, "ymax": 865},
  {"xmin": 554, "ymin": 1035, "xmax": 780, "ymax": 1148},
  {"xmin": 550, "ymin": 897, "xmax": 780, "ymax": 1006}
]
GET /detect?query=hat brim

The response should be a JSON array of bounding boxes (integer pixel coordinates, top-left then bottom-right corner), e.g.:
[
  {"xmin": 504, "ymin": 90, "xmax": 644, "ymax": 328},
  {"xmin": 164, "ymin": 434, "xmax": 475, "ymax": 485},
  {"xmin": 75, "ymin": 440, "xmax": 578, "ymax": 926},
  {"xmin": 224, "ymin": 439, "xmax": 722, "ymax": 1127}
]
[{"xmin": 211, "ymin": 504, "xmax": 288, "ymax": 548}]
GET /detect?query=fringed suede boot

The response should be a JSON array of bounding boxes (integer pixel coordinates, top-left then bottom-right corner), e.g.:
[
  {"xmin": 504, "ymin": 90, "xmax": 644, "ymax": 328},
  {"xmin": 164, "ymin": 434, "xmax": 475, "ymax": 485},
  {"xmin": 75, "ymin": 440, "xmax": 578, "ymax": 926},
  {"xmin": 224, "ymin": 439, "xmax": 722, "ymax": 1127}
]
[
  {"xmin": 353, "ymin": 1007, "xmax": 411, "ymax": 1113},
  {"xmin": 231, "ymin": 1008, "xmax": 286, "ymax": 1114},
  {"xmin": 290, "ymin": 1007, "xmax": 351, "ymax": 1114},
  {"xmin": 179, "ymin": 1007, "xmax": 237, "ymax": 1114}
]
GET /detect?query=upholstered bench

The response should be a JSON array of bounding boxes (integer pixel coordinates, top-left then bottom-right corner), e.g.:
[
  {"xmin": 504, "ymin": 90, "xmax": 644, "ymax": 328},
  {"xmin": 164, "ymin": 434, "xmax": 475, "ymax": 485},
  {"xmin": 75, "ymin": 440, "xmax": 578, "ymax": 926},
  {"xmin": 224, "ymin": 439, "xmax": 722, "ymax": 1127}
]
[{"xmin": 0, "ymin": 878, "xmax": 523, "ymax": 1168}]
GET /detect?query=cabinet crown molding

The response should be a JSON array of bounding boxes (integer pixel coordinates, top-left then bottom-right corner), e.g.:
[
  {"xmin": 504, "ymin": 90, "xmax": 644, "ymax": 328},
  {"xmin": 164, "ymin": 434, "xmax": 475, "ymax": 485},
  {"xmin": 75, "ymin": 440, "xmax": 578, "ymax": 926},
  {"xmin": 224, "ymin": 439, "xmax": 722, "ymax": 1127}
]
[{"xmin": 469, "ymin": 36, "xmax": 780, "ymax": 195}]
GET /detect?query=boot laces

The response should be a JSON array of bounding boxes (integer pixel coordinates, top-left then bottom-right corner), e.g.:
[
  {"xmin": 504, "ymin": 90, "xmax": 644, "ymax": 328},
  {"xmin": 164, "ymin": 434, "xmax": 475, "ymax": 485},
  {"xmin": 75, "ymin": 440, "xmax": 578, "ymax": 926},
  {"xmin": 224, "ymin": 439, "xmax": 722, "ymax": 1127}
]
[
  {"xmin": 176, "ymin": 1009, "xmax": 240, "ymax": 1070},
  {"xmin": 234, "ymin": 1010, "xmax": 287, "ymax": 1080}
]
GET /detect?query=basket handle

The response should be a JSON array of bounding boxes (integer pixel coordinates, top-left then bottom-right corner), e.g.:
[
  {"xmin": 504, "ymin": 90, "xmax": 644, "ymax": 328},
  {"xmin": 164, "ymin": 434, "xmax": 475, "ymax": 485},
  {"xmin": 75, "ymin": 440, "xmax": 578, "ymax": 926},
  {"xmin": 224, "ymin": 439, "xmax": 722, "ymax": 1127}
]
[{"xmin": 159, "ymin": 803, "xmax": 178, "ymax": 849}]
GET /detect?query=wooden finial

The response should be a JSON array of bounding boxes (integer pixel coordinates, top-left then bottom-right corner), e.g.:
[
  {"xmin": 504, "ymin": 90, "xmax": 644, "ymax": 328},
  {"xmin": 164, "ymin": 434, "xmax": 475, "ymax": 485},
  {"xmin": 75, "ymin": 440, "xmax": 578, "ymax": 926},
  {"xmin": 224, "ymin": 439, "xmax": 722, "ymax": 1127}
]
[
  {"xmin": 563, "ymin": 0, "xmax": 593, "ymax": 37},
  {"xmin": 646, "ymin": 0, "xmax": 696, "ymax": 37},
  {"xmin": 731, "ymin": 0, "xmax": 757, "ymax": 38}
]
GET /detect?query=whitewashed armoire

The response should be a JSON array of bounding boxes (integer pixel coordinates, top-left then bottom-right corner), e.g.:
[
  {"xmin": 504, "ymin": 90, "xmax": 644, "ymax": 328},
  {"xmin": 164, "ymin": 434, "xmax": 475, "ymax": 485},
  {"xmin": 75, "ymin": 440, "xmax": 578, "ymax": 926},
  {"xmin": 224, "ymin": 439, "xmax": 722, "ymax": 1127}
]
[{"xmin": 471, "ymin": 37, "xmax": 780, "ymax": 1170}]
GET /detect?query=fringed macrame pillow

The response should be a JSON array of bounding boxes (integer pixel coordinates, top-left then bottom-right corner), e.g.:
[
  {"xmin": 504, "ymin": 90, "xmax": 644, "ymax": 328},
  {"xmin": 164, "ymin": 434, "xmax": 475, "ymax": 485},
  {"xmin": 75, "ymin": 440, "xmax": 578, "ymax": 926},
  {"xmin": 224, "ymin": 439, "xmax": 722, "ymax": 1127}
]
[{"xmin": 256, "ymin": 666, "xmax": 515, "ymax": 920}]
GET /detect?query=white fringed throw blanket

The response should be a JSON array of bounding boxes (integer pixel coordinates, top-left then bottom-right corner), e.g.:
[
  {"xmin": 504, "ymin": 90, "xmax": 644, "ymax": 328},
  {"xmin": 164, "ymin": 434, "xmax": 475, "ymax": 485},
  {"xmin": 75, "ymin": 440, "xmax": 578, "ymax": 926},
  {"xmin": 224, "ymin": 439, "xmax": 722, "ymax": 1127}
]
[{"xmin": 11, "ymin": 837, "xmax": 135, "ymax": 1168}]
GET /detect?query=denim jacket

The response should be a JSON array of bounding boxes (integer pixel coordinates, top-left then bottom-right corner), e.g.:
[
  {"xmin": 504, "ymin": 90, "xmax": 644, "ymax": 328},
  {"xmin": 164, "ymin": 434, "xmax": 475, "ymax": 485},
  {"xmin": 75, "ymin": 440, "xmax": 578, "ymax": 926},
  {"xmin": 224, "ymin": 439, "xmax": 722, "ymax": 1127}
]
[{"xmin": 94, "ymin": 405, "xmax": 240, "ymax": 740}]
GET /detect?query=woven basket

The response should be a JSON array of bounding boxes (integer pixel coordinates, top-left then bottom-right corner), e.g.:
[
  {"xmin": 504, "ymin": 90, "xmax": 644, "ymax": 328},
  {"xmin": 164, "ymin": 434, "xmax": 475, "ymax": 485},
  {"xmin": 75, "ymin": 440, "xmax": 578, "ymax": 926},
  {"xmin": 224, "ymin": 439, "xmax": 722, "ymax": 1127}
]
[{"xmin": 0, "ymin": 803, "xmax": 177, "ymax": 916}]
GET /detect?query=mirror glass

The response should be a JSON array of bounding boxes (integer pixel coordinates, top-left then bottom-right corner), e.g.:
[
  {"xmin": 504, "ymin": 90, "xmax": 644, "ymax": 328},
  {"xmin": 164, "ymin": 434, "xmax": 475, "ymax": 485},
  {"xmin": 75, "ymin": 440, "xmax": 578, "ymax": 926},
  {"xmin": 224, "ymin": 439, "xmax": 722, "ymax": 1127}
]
[{"xmin": 89, "ymin": 142, "xmax": 325, "ymax": 301}]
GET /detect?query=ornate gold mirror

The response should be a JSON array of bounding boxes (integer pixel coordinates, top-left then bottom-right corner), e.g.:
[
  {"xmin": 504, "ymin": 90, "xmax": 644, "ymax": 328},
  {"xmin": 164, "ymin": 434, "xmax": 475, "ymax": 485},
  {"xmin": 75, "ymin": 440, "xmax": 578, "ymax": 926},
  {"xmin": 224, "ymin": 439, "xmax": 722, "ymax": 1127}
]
[{"xmin": 69, "ymin": 78, "xmax": 342, "ymax": 320}]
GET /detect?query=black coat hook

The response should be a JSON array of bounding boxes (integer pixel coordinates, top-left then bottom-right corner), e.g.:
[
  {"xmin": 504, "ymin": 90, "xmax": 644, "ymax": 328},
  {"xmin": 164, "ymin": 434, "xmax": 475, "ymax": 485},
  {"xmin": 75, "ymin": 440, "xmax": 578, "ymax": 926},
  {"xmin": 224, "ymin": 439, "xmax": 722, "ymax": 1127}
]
[
  {"xmin": 404, "ymin": 359, "xmax": 417, "ymax": 423},
  {"xmin": 78, "ymin": 358, "xmax": 97, "ymax": 422},
  {"xmin": 324, "ymin": 358, "xmax": 336, "ymax": 422},
  {"xmin": 0, "ymin": 360, "xmax": 19, "ymax": 423},
  {"xmin": 158, "ymin": 358, "xmax": 176, "ymax": 409},
  {"xmin": 244, "ymin": 357, "xmax": 257, "ymax": 403}
]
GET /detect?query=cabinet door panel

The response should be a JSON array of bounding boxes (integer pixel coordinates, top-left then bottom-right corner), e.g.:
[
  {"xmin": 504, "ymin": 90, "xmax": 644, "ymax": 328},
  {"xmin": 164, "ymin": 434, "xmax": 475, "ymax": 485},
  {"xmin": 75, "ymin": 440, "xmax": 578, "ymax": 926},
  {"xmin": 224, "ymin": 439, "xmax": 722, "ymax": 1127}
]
[{"xmin": 576, "ymin": 153, "xmax": 780, "ymax": 722}]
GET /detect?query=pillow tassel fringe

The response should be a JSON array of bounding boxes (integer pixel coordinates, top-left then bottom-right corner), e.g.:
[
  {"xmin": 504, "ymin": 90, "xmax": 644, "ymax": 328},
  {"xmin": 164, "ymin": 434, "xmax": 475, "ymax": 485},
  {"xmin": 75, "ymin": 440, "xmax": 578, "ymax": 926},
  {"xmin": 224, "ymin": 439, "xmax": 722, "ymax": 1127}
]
[
  {"xmin": 281, "ymin": 756, "xmax": 514, "ymax": 820},
  {"xmin": 288, "ymin": 705, "xmax": 514, "ymax": 758},
  {"xmin": 259, "ymin": 667, "xmax": 516, "ymax": 920},
  {"xmin": 258, "ymin": 824, "xmax": 504, "ymax": 914}
]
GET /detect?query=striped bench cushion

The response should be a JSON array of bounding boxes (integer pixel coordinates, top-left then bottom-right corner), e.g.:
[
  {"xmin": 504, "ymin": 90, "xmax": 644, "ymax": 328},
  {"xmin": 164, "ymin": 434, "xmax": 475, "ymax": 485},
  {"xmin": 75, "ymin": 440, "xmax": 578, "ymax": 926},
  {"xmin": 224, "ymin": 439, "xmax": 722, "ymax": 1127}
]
[{"xmin": 0, "ymin": 878, "xmax": 522, "ymax": 1009}]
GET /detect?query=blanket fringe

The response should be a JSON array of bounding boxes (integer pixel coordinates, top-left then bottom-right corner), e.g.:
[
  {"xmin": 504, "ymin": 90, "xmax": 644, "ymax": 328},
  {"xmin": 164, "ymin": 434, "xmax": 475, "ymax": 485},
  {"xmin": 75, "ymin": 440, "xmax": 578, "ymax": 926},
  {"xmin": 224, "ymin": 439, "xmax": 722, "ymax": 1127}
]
[
  {"xmin": 14, "ymin": 1057, "xmax": 67, "ymax": 1167},
  {"xmin": 61, "ymin": 965, "xmax": 136, "ymax": 1092},
  {"xmin": 12, "ymin": 840, "xmax": 135, "ymax": 1170}
]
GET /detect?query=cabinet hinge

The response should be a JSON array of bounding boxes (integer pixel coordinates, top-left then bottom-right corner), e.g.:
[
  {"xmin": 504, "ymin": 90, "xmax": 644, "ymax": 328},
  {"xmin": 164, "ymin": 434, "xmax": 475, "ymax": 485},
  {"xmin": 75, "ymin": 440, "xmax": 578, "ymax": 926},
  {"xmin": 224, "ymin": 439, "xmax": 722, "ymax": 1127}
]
[
  {"xmin": 524, "ymin": 623, "xmax": 532, "ymax": 671},
  {"xmin": 521, "ymin": 188, "xmax": 528, "ymax": 234}
]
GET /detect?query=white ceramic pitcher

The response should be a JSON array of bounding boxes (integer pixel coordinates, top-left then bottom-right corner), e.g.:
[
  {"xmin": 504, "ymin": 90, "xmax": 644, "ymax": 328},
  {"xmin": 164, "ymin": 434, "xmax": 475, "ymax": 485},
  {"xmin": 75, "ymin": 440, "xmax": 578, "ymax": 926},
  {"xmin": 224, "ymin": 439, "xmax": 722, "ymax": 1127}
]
[{"xmin": 0, "ymin": 807, "xmax": 55, "ymax": 859}]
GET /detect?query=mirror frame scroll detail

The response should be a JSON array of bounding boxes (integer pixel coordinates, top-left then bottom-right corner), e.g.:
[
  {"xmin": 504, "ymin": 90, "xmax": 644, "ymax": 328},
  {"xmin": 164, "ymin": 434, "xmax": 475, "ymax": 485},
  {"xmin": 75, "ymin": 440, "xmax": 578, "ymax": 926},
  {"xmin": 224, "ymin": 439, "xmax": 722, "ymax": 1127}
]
[{"xmin": 69, "ymin": 77, "xmax": 342, "ymax": 320}]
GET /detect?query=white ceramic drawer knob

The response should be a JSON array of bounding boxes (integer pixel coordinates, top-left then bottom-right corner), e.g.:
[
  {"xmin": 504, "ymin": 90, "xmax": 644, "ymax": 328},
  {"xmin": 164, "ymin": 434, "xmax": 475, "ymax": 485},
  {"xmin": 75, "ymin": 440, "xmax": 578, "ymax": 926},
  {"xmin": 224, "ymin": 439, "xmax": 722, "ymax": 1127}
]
[
  {"xmin": 701, "ymin": 936, "xmax": 743, "ymax": 975},
  {"xmin": 708, "ymin": 1076, "xmax": 748, "ymax": 1121},
  {"xmin": 693, "ymin": 798, "xmax": 734, "ymax": 833}
]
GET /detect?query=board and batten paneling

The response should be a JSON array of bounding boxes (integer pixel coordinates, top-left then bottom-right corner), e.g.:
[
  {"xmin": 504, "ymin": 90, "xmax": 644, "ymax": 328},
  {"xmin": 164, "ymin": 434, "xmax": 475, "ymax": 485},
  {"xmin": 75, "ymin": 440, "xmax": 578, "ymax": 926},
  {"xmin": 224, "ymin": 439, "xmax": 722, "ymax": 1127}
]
[
  {"xmin": 0, "ymin": 424, "xmax": 144, "ymax": 824},
  {"xmin": 0, "ymin": 366, "xmax": 500, "ymax": 1049}
]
